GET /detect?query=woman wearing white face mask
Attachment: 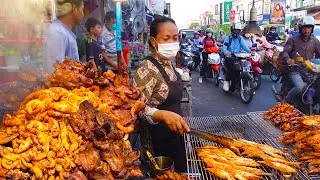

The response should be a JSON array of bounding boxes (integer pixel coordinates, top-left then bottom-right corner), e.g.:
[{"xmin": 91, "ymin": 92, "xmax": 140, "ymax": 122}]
[{"xmin": 133, "ymin": 16, "xmax": 190, "ymax": 172}]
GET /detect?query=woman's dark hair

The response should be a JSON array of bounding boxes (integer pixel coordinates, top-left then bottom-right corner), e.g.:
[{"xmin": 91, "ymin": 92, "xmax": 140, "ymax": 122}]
[
  {"xmin": 56, "ymin": 0, "xmax": 83, "ymax": 7},
  {"xmin": 105, "ymin": 11, "xmax": 116, "ymax": 23},
  {"xmin": 148, "ymin": 16, "xmax": 176, "ymax": 48},
  {"xmin": 85, "ymin": 17, "xmax": 101, "ymax": 32}
]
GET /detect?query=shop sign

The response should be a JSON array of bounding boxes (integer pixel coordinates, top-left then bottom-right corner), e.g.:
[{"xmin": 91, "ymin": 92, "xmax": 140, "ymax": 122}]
[
  {"xmin": 292, "ymin": 10, "xmax": 306, "ymax": 19},
  {"xmin": 264, "ymin": 0, "xmax": 272, "ymax": 14},
  {"xmin": 270, "ymin": 0, "xmax": 286, "ymax": 24},
  {"xmin": 263, "ymin": 0, "xmax": 271, "ymax": 22},
  {"xmin": 230, "ymin": 10, "xmax": 235, "ymax": 23},
  {"xmin": 302, "ymin": 0, "xmax": 315, "ymax": 7},
  {"xmin": 285, "ymin": 15, "xmax": 292, "ymax": 29},
  {"xmin": 220, "ymin": 3, "xmax": 223, "ymax": 24},
  {"xmin": 223, "ymin": 1, "xmax": 233, "ymax": 23}
]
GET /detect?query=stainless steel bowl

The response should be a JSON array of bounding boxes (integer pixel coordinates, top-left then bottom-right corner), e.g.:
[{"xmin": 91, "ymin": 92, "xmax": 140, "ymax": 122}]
[{"xmin": 153, "ymin": 156, "xmax": 174, "ymax": 171}]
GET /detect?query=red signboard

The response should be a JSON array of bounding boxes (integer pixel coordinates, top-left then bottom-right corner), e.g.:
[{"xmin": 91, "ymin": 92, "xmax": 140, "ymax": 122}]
[{"xmin": 230, "ymin": 10, "xmax": 236, "ymax": 23}]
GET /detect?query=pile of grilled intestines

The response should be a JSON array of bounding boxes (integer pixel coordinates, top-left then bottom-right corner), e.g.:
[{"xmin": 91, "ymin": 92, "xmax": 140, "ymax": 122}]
[
  {"xmin": 265, "ymin": 103, "xmax": 320, "ymax": 174},
  {"xmin": 0, "ymin": 59, "xmax": 146, "ymax": 179}
]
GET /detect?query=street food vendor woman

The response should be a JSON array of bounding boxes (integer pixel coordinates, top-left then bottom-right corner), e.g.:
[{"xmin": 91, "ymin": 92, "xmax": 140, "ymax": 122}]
[
  {"xmin": 44, "ymin": 0, "xmax": 84, "ymax": 73},
  {"xmin": 133, "ymin": 16, "xmax": 190, "ymax": 172}
]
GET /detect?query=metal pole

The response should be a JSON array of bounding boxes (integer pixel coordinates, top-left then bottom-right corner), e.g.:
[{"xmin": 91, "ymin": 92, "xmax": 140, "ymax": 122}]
[{"xmin": 115, "ymin": 2, "xmax": 123, "ymax": 73}]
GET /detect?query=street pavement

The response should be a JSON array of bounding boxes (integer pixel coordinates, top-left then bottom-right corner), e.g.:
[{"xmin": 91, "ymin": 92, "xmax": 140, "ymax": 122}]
[{"xmin": 191, "ymin": 72, "xmax": 278, "ymax": 117}]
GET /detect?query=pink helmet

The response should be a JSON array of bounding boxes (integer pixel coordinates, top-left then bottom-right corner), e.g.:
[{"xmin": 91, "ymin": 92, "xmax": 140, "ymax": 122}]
[{"xmin": 194, "ymin": 31, "xmax": 200, "ymax": 36}]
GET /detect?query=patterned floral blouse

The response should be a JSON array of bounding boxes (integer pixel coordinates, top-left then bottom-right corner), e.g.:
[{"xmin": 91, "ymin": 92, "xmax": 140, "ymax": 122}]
[{"xmin": 133, "ymin": 57, "xmax": 177, "ymax": 122}]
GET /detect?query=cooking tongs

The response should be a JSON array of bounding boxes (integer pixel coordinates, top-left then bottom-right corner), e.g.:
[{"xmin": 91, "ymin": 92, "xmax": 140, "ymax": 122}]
[{"xmin": 188, "ymin": 128, "xmax": 217, "ymax": 141}]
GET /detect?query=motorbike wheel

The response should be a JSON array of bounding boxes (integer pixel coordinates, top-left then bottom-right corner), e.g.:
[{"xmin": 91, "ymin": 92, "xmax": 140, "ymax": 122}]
[
  {"xmin": 270, "ymin": 66, "xmax": 281, "ymax": 82},
  {"xmin": 213, "ymin": 70, "xmax": 219, "ymax": 87},
  {"xmin": 254, "ymin": 74, "xmax": 262, "ymax": 90},
  {"xmin": 240, "ymin": 78, "xmax": 254, "ymax": 104}
]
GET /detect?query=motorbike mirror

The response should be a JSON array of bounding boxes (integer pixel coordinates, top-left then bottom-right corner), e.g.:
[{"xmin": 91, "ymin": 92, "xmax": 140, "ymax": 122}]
[{"xmin": 224, "ymin": 42, "xmax": 229, "ymax": 46}]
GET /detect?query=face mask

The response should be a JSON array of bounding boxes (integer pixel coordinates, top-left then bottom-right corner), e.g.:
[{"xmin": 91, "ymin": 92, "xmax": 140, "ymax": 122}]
[
  {"xmin": 110, "ymin": 24, "xmax": 116, "ymax": 31},
  {"xmin": 232, "ymin": 33, "xmax": 239, "ymax": 38},
  {"xmin": 157, "ymin": 41, "xmax": 180, "ymax": 59},
  {"xmin": 271, "ymin": 30, "xmax": 275, "ymax": 33},
  {"xmin": 207, "ymin": 33, "xmax": 212, "ymax": 37},
  {"xmin": 244, "ymin": 33, "xmax": 250, "ymax": 38}
]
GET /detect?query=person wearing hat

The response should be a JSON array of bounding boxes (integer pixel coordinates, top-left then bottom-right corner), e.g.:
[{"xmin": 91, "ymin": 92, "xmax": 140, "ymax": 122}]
[
  {"xmin": 199, "ymin": 28, "xmax": 217, "ymax": 83},
  {"xmin": 179, "ymin": 31, "xmax": 189, "ymax": 44},
  {"xmin": 266, "ymin": 26, "xmax": 279, "ymax": 42},
  {"xmin": 44, "ymin": 0, "xmax": 84, "ymax": 73},
  {"xmin": 198, "ymin": 29, "xmax": 206, "ymax": 43},
  {"xmin": 222, "ymin": 23, "xmax": 251, "ymax": 91}
]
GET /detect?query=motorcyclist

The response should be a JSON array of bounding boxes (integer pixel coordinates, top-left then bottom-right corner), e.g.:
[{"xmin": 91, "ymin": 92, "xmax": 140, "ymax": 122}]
[
  {"xmin": 266, "ymin": 26, "xmax": 280, "ymax": 42},
  {"xmin": 179, "ymin": 32, "xmax": 189, "ymax": 44},
  {"xmin": 192, "ymin": 31, "xmax": 201, "ymax": 46},
  {"xmin": 199, "ymin": 28, "xmax": 218, "ymax": 83},
  {"xmin": 289, "ymin": 24, "xmax": 299, "ymax": 37},
  {"xmin": 282, "ymin": 16, "xmax": 320, "ymax": 104},
  {"xmin": 217, "ymin": 30, "xmax": 225, "ymax": 45},
  {"xmin": 222, "ymin": 23, "xmax": 251, "ymax": 91},
  {"xmin": 199, "ymin": 29, "xmax": 206, "ymax": 43},
  {"xmin": 243, "ymin": 33, "xmax": 256, "ymax": 49},
  {"xmin": 192, "ymin": 31, "xmax": 202, "ymax": 69}
]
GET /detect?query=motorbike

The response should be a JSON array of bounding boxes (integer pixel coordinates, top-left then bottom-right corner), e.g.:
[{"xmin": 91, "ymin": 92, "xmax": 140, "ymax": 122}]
[
  {"xmin": 192, "ymin": 44, "xmax": 203, "ymax": 71},
  {"xmin": 222, "ymin": 49, "xmax": 255, "ymax": 104},
  {"xmin": 263, "ymin": 46, "xmax": 281, "ymax": 82},
  {"xmin": 272, "ymin": 57, "xmax": 320, "ymax": 115},
  {"xmin": 247, "ymin": 52, "xmax": 262, "ymax": 90},
  {"xmin": 180, "ymin": 43, "xmax": 196, "ymax": 71},
  {"xmin": 207, "ymin": 52, "xmax": 221, "ymax": 86}
]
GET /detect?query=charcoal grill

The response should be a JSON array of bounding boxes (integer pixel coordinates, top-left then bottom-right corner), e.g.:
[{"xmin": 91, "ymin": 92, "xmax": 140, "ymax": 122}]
[{"xmin": 184, "ymin": 115, "xmax": 317, "ymax": 180}]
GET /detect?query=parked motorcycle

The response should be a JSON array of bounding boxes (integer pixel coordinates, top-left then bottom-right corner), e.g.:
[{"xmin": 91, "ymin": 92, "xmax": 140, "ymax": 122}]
[
  {"xmin": 222, "ymin": 50, "xmax": 255, "ymax": 104},
  {"xmin": 180, "ymin": 43, "xmax": 196, "ymax": 71}
]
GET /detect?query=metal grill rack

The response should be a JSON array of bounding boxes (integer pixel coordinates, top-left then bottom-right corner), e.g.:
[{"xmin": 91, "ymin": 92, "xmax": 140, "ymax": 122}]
[
  {"xmin": 247, "ymin": 111, "xmax": 283, "ymax": 138},
  {"xmin": 184, "ymin": 115, "xmax": 315, "ymax": 180}
]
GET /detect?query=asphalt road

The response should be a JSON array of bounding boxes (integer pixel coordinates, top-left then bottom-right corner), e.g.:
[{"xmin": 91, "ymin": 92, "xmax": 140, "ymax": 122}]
[{"xmin": 191, "ymin": 71, "xmax": 278, "ymax": 117}]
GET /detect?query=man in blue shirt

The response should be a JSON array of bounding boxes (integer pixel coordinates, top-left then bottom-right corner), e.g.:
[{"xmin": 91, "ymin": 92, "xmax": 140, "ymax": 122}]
[
  {"xmin": 289, "ymin": 24, "xmax": 299, "ymax": 37},
  {"xmin": 44, "ymin": 0, "xmax": 84, "ymax": 73},
  {"xmin": 222, "ymin": 23, "xmax": 251, "ymax": 91}
]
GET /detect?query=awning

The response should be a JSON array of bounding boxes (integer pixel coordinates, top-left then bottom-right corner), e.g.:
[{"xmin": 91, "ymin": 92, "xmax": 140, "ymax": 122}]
[{"xmin": 292, "ymin": 5, "xmax": 320, "ymax": 12}]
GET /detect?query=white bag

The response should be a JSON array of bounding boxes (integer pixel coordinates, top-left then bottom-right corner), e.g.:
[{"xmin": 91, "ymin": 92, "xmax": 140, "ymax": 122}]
[{"xmin": 207, "ymin": 53, "xmax": 220, "ymax": 65}]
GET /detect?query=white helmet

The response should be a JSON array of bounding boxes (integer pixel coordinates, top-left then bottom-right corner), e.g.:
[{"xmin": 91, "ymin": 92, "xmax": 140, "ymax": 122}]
[
  {"xmin": 299, "ymin": 16, "xmax": 315, "ymax": 26},
  {"xmin": 298, "ymin": 16, "xmax": 315, "ymax": 33},
  {"xmin": 231, "ymin": 23, "xmax": 242, "ymax": 31}
]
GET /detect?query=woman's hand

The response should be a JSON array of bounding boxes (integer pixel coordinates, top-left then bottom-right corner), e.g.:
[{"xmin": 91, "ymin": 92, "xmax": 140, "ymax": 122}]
[{"xmin": 152, "ymin": 110, "xmax": 190, "ymax": 135}]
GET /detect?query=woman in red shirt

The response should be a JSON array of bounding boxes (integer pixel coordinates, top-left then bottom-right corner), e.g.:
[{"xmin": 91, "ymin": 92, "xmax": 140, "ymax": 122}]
[{"xmin": 199, "ymin": 28, "xmax": 218, "ymax": 83}]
